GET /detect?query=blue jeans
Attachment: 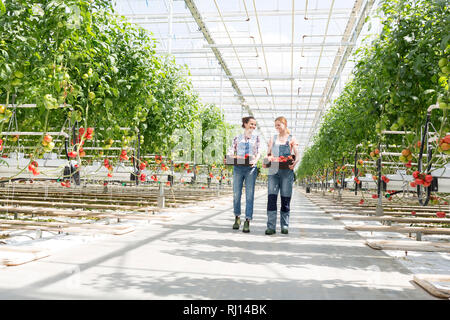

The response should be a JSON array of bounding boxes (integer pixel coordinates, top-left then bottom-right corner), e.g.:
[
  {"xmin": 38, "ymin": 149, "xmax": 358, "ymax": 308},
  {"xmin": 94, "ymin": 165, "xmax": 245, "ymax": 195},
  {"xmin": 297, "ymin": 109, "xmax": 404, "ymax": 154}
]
[
  {"xmin": 267, "ymin": 169, "xmax": 294, "ymax": 230},
  {"xmin": 233, "ymin": 166, "xmax": 258, "ymax": 220}
]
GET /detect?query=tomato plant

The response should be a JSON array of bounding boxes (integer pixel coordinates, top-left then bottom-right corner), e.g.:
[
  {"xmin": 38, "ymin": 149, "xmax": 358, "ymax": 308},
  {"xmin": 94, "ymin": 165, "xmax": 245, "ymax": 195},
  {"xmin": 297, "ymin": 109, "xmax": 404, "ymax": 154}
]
[
  {"xmin": 297, "ymin": 0, "xmax": 449, "ymax": 179},
  {"xmin": 0, "ymin": 0, "xmax": 229, "ymax": 177}
]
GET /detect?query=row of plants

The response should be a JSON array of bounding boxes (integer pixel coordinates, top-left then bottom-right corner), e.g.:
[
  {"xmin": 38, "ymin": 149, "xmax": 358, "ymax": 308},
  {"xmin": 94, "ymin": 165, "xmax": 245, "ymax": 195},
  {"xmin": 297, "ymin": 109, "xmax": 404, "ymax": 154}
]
[
  {"xmin": 0, "ymin": 0, "xmax": 235, "ymax": 181},
  {"xmin": 297, "ymin": 0, "xmax": 449, "ymax": 184}
]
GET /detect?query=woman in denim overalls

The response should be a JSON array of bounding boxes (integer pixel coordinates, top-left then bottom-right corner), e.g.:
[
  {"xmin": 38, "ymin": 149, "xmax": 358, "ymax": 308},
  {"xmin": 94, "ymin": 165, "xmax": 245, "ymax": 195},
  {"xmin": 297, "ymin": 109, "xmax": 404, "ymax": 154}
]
[
  {"xmin": 263, "ymin": 117, "xmax": 299, "ymax": 235},
  {"xmin": 226, "ymin": 116, "xmax": 261, "ymax": 233}
]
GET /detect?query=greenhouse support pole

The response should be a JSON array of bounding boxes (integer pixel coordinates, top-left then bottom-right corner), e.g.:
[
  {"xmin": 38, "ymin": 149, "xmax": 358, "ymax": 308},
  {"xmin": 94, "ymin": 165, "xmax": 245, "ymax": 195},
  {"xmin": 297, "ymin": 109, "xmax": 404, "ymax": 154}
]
[
  {"xmin": 132, "ymin": 150, "xmax": 138, "ymax": 186},
  {"xmin": 216, "ymin": 172, "xmax": 220, "ymax": 197},
  {"xmin": 376, "ymin": 146, "xmax": 383, "ymax": 216},
  {"xmin": 333, "ymin": 162, "xmax": 336, "ymax": 199},
  {"xmin": 337, "ymin": 157, "xmax": 344, "ymax": 201},
  {"xmin": 136, "ymin": 130, "xmax": 141, "ymax": 186},
  {"xmin": 354, "ymin": 149, "xmax": 358, "ymax": 195},
  {"xmin": 167, "ymin": 0, "xmax": 173, "ymax": 54},
  {"xmin": 207, "ymin": 165, "xmax": 211, "ymax": 188},
  {"xmin": 192, "ymin": 164, "xmax": 197, "ymax": 184},
  {"xmin": 169, "ymin": 160, "xmax": 174, "ymax": 187},
  {"xmin": 158, "ymin": 182, "xmax": 165, "ymax": 208},
  {"xmin": 220, "ymin": 66, "xmax": 223, "ymax": 111}
]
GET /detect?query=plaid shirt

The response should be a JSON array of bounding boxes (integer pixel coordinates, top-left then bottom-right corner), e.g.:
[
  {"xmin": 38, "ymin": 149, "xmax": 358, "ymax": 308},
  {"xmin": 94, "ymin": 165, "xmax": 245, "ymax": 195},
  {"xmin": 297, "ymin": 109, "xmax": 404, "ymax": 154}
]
[{"xmin": 230, "ymin": 133, "xmax": 260, "ymax": 156}]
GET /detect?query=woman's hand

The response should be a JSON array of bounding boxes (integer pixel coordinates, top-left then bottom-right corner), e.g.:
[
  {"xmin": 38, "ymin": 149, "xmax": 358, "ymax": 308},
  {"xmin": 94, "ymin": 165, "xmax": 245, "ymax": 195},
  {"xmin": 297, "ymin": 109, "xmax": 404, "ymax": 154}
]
[{"xmin": 288, "ymin": 163, "xmax": 295, "ymax": 170}]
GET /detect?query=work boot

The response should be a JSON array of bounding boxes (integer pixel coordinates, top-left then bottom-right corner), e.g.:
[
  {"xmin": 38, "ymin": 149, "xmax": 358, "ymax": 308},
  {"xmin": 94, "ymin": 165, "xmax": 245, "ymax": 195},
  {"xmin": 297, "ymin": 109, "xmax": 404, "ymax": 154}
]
[
  {"xmin": 265, "ymin": 228, "xmax": 276, "ymax": 235},
  {"xmin": 281, "ymin": 228, "xmax": 289, "ymax": 235},
  {"xmin": 243, "ymin": 219, "xmax": 250, "ymax": 233},
  {"xmin": 232, "ymin": 216, "xmax": 241, "ymax": 230}
]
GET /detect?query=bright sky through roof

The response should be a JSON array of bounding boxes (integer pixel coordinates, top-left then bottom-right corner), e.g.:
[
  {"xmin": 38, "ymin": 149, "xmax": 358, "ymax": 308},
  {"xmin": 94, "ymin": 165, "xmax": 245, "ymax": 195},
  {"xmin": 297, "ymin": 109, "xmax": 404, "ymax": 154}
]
[{"xmin": 113, "ymin": 0, "xmax": 382, "ymax": 160}]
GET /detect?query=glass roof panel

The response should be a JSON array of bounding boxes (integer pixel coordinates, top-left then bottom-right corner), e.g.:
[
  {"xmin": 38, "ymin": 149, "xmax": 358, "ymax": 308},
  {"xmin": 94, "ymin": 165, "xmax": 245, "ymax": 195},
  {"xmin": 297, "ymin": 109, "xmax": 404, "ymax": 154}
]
[{"xmin": 114, "ymin": 0, "xmax": 382, "ymax": 158}]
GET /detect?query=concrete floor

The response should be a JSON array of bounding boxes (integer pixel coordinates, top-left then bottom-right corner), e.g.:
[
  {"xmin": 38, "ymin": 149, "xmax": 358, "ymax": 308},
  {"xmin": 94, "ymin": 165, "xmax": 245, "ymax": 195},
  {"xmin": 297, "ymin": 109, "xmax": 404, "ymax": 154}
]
[{"xmin": 0, "ymin": 188, "xmax": 435, "ymax": 299}]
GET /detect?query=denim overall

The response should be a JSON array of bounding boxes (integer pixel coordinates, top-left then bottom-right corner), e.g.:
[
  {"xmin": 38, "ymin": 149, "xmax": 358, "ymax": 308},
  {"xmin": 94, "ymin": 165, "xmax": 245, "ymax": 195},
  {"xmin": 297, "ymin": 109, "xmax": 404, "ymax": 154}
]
[
  {"xmin": 233, "ymin": 134, "xmax": 258, "ymax": 220},
  {"xmin": 267, "ymin": 134, "xmax": 295, "ymax": 231}
]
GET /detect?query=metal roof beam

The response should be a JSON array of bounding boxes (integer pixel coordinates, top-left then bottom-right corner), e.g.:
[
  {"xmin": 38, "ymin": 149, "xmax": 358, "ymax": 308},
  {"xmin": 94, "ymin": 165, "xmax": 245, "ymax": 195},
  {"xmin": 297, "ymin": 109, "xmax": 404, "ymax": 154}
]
[
  {"xmin": 122, "ymin": 8, "xmax": 351, "ymax": 20},
  {"xmin": 162, "ymin": 48, "xmax": 347, "ymax": 54},
  {"xmin": 204, "ymin": 42, "xmax": 355, "ymax": 49},
  {"xmin": 183, "ymin": 0, "xmax": 252, "ymax": 118},
  {"xmin": 188, "ymin": 74, "xmax": 334, "ymax": 80},
  {"xmin": 305, "ymin": 0, "xmax": 375, "ymax": 146},
  {"xmin": 235, "ymin": 94, "xmax": 322, "ymax": 98}
]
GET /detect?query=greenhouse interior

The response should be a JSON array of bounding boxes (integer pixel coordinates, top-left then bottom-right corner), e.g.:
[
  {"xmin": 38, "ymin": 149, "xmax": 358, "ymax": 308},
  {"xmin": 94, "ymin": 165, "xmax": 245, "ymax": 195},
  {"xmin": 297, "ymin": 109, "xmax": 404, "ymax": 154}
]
[{"xmin": 0, "ymin": 0, "xmax": 449, "ymax": 303}]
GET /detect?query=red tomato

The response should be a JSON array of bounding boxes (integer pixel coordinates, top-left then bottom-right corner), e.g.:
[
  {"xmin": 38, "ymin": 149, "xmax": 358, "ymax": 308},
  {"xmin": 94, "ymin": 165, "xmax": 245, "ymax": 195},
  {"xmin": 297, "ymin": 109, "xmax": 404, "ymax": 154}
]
[
  {"xmin": 444, "ymin": 135, "xmax": 450, "ymax": 144},
  {"xmin": 436, "ymin": 212, "xmax": 446, "ymax": 218},
  {"xmin": 43, "ymin": 135, "xmax": 53, "ymax": 143}
]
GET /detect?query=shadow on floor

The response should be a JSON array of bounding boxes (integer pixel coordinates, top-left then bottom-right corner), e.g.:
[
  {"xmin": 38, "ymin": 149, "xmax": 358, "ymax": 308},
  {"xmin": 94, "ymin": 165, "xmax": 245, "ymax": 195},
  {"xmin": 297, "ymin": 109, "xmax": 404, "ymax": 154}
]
[{"xmin": 77, "ymin": 271, "xmax": 433, "ymax": 300}]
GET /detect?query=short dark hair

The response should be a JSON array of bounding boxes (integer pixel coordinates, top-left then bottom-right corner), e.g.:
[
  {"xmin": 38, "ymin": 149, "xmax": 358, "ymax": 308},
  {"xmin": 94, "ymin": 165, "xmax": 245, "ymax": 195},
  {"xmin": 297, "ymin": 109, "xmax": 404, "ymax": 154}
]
[{"xmin": 242, "ymin": 116, "xmax": 256, "ymax": 128}]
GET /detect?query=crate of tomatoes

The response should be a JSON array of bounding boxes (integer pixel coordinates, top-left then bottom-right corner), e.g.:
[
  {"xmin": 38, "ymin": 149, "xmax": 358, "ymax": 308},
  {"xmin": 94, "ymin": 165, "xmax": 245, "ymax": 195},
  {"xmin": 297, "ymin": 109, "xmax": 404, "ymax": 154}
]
[
  {"xmin": 225, "ymin": 154, "xmax": 254, "ymax": 166},
  {"xmin": 263, "ymin": 155, "xmax": 295, "ymax": 169}
]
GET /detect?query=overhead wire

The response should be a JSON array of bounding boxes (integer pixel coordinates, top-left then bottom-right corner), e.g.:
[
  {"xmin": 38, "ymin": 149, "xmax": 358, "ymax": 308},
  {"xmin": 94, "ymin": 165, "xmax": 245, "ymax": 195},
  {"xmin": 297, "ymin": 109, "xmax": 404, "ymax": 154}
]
[
  {"xmin": 212, "ymin": 0, "xmax": 267, "ymax": 144},
  {"xmin": 299, "ymin": 0, "xmax": 335, "ymax": 147},
  {"xmin": 252, "ymin": 0, "xmax": 277, "ymax": 127}
]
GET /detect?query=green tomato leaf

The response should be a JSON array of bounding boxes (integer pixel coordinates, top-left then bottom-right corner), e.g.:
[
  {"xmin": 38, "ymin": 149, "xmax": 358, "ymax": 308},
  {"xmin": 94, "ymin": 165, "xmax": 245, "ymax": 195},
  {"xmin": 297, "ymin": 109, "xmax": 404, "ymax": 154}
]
[{"xmin": 0, "ymin": 0, "xmax": 5, "ymax": 16}]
